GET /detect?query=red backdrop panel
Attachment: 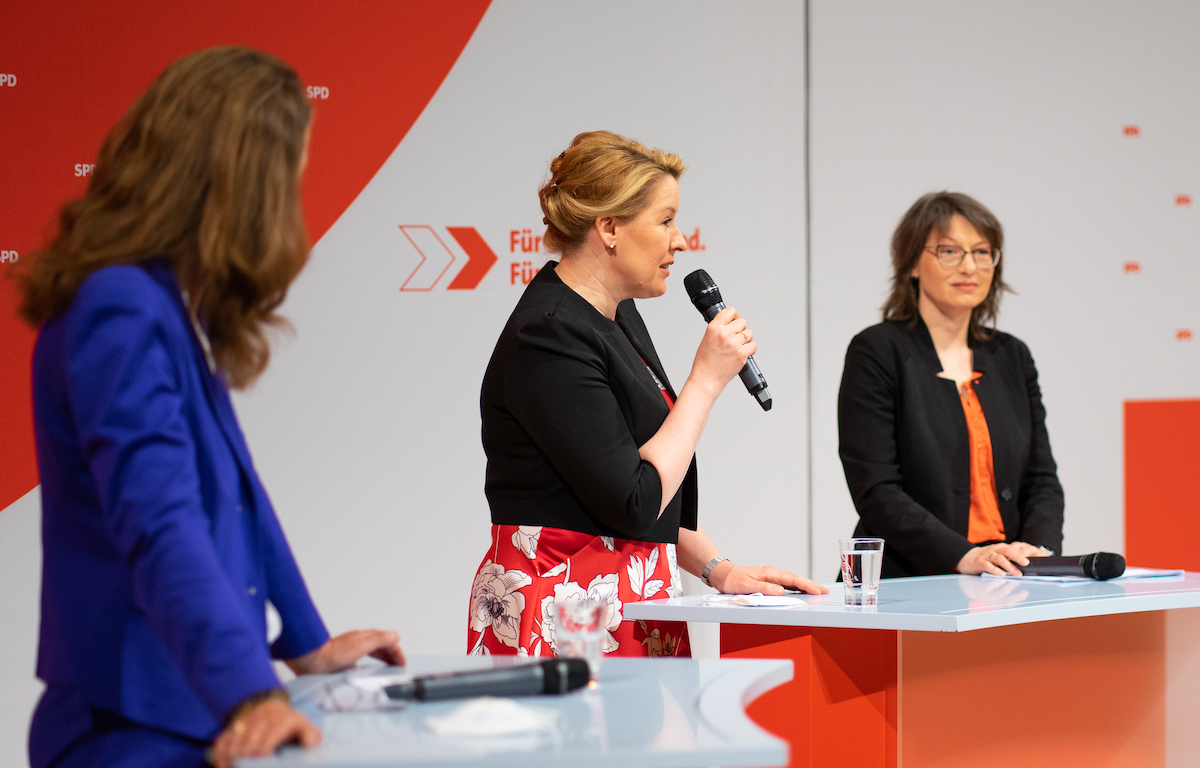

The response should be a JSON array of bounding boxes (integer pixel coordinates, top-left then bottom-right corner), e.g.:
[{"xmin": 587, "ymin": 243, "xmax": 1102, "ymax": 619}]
[
  {"xmin": 0, "ymin": 0, "xmax": 491, "ymax": 511},
  {"xmin": 1125, "ymin": 398, "xmax": 1200, "ymax": 570}
]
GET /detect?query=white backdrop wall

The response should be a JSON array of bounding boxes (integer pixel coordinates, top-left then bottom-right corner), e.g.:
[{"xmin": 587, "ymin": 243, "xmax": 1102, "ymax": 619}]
[{"xmin": 808, "ymin": 0, "xmax": 1200, "ymax": 581}]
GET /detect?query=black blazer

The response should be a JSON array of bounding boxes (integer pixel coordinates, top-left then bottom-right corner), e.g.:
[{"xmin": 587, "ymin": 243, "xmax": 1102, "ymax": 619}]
[
  {"xmin": 481, "ymin": 263, "xmax": 698, "ymax": 543},
  {"xmin": 838, "ymin": 319, "xmax": 1064, "ymax": 577}
]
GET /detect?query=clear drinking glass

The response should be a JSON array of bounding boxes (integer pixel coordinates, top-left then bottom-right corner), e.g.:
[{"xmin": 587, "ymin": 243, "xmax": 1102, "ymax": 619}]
[
  {"xmin": 840, "ymin": 538, "xmax": 885, "ymax": 606},
  {"xmin": 554, "ymin": 598, "xmax": 604, "ymax": 679}
]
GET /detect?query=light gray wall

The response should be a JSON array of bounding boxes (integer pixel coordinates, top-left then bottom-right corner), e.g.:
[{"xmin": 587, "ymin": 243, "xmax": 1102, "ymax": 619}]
[
  {"xmin": 0, "ymin": 489, "xmax": 42, "ymax": 766},
  {"xmin": 808, "ymin": 0, "xmax": 1200, "ymax": 580}
]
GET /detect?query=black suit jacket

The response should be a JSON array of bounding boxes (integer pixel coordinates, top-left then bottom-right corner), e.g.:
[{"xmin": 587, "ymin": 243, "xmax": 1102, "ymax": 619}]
[
  {"xmin": 481, "ymin": 263, "xmax": 698, "ymax": 543},
  {"xmin": 838, "ymin": 319, "xmax": 1064, "ymax": 577}
]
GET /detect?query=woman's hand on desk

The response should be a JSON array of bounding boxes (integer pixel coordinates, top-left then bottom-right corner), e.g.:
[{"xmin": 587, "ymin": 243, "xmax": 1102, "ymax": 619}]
[
  {"xmin": 711, "ymin": 563, "xmax": 829, "ymax": 596},
  {"xmin": 209, "ymin": 698, "xmax": 319, "ymax": 768},
  {"xmin": 284, "ymin": 629, "xmax": 406, "ymax": 676},
  {"xmin": 956, "ymin": 542, "xmax": 1046, "ymax": 577}
]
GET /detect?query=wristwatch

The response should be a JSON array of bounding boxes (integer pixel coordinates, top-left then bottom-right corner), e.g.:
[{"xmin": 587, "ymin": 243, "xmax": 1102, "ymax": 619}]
[{"xmin": 700, "ymin": 556, "xmax": 730, "ymax": 588}]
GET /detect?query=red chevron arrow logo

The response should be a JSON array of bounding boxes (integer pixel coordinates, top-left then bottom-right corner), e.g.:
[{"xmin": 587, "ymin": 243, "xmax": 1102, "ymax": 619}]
[
  {"xmin": 445, "ymin": 227, "xmax": 498, "ymax": 290},
  {"xmin": 398, "ymin": 226, "xmax": 497, "ymax": 291}
]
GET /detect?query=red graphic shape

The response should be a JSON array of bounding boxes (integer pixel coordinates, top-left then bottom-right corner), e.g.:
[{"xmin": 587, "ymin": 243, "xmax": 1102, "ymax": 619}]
[
  {"xmin": 445, "ymin": 227, "xmax": 498, "ymax": 290},
  {"xmin": 1176, "ymin": 329, "xmax": 1193, "ymax": 341},
  {"xmin": 1123, "ymin": 261, "xmax": 1141, "ymax": 273},
  {"xmin": 1175, "ymin": 194, "xmax": 1192, "ymax": 207},
  {"xmin": 0, "ymin": 0, "xmax": 492, "ymax": 511},
  {"xmin": 1122, "ymin": 125, "xmax": 1140, "ymax": 137},
  {"xmin": 1126, "ymin": 399, "xmax": 1200, "ymax": 570},
  {"xmin": 399, "ymin": 226, "xmax": 456, "ymax": 292}
]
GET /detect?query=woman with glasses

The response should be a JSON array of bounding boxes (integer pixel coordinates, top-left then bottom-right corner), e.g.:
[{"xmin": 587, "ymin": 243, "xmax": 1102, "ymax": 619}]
[{"xmin": 837, "ymin": 192, "xmax": 1064, "ymax": 579}]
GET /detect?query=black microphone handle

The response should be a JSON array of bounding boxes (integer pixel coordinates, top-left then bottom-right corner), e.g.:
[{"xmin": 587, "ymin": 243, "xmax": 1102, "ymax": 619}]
[
  {"xmin": 1017, "ymin": 552, "xmax": 1126, "ymax": 580},
  {"xmin": 1017, "ymin": 555, "xmax": 1087, "ymax": 577},
  {"xmin": 700, "ymin": 301, "xmax": 772, "ymax": 410},
  {"xmin": 383, "ymin": 659, "xmax": 589, "ymax": 702},
  {"xmin": 386, "ymin": 664, "xmax": 545, "ymax": 701},
  {"xmin": 739, "ymin": 357, "xmax": 768, "ymax": 395}
]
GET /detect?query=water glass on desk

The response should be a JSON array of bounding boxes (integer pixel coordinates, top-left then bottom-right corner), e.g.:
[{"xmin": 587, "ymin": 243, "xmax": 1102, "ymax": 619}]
[
  {"xmin": 555, "ymin": 598, "xmax": 604, "ymax": 678},
  {"xmin": 840, "ymin": 538, "xmax": 884, "ymax": 606}
]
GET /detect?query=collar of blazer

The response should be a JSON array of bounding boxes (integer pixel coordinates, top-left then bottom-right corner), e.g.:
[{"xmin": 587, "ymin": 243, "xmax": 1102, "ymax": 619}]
[
  {"xmin": 615, "ymin": 302, "xmax": 676, "ymax": 400},
  {"xmin": 541, "ymin": 262, "xmax": 678, "ymax": 401},
  {"xmin": 904, "ymin": 315, "xmax": 997, "ymax": 377}
]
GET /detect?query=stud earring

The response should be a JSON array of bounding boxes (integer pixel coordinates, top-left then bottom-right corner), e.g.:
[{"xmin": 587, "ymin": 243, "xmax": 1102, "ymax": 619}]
[{"xmin": 609, "ymin": 241, "xmax": 615, "ymax": 248}]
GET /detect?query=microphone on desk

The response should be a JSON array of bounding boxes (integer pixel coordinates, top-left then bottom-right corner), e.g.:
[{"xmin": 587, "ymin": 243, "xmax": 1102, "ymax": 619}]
[
  {"xmin": 683, "ymin": 269, "xmax": 772, "ymax": 411},
  {"xmin": 384, "ymin": 659, "xmax": 590, "ymax": 702},
  {"xmin": 1018, "ymin": 552, "xmax": 1126, "ymax": 580}
]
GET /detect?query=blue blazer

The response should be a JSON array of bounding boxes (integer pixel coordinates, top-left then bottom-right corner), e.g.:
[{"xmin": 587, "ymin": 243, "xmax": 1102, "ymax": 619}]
[{"xmin": 30, "ymin": 258, "xmax": 329, "ymax": 763}]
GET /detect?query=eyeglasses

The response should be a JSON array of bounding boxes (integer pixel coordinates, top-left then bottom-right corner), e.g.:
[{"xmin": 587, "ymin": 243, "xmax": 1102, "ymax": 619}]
[{"xmin": 925, "ymin": 246, "xmax": 1000, "ymax": 270}]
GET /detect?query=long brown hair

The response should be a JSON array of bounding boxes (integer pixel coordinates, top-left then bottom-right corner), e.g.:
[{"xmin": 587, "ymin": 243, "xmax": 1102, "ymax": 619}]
[
  {"xmin": 18, "ymin": 46, "xmax": 312, "ymax": 388},
  {"xmin": 881, "ymin": 191, "xmax": 1012, "ymax": 343},
  {"xmin": 539, "ymin": 131, "xmax": 686, "ymax": 255}
]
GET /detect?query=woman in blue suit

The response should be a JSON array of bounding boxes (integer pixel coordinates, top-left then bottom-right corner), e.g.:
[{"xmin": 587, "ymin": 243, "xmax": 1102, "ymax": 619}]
[{"xmin": 18, "ymin": 47, "xmax": 403, "ymax": 768}]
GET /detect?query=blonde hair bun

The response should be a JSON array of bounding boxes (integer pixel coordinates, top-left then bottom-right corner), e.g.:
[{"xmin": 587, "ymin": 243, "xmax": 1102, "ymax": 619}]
[{"xmin": 539, "ymin": 131, "xmax": 686, "ymax": 255}]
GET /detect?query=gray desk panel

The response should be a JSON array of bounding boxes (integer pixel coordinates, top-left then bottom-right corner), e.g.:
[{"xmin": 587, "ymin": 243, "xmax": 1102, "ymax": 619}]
[
  {"xmin": 623, "ymin": 573, "xmax": 1200, "ymax": 632},
  {"xmin": 240, "ymin": 656, "xmax": 791, "ymax": 768}
]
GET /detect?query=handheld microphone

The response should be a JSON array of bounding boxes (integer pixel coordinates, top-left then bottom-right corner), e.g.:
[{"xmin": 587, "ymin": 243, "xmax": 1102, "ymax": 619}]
[
  {"xmin": 1018, "ymin": 552, "xmax": 1126, "ymax": 580},
  {"xmin": 383, "ymin": 659, "xmax": 590, "ymax": 702},
  {"xmin": 682, "ymin": 269, "xmax": 772, "ymax": 411}
]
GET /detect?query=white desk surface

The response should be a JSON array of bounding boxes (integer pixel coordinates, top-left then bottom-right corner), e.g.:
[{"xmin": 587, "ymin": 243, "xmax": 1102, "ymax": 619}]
[
  {"xmin": 623, "ymin": 572, "xmax": 1200, "ymax": 632},
  {"xmin": 241, "ymin": 656, "xmax": 790, "ymax": 768}
]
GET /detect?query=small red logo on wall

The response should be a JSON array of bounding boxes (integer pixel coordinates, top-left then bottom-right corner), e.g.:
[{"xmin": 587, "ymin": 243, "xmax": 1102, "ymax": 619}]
[
  {"xmin": 509, "ymin": 228, "xmax": 544, "ymax": 286},
  {"xmin": 511, "ymin": 229, "xmax": 542, "ymax": 254},
  {"xmin": 1123, "ymin": 261, "xmax": 1141, "ymax": 274},
  {"xmin": 399, "ymin": 226, "xmax": 498, "ymax": 291},
  {"xmin": 1177, "ymin": 329, "xmax": 1193, "ymax": 342},
  {"xmin": 1176, "ymin": 194, "xmax": 1192, "ymax": 207},
  {"xmin": 1122, "ymin": 125, "xmax": 1140, "ymax": 137}
]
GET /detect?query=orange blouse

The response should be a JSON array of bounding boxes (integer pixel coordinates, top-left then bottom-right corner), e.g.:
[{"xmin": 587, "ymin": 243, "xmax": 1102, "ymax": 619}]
[{"xmin": 960, "ymin": 373, "xmax": 1005, "ymax": 544}]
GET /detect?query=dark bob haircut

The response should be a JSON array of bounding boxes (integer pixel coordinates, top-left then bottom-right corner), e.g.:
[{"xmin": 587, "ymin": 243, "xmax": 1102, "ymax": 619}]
[{"xmin": 881, "ymin": 191, "xmax": 1012, "ymax": 343}]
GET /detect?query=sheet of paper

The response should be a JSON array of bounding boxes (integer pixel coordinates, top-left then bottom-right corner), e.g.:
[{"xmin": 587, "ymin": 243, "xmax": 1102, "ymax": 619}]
[
  {"xmin": 424, "ymin": 697, "xmax": 558, "ymax": 737},
  {"xmin": 703, "ymin": 593, "xmax": 811, "ymax": 607}
]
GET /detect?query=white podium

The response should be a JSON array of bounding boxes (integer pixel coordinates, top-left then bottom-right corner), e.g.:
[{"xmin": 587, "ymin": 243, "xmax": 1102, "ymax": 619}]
[
  {"xmin": 241, "ymin": 655, "xmax": 792, "ymax": 768},
  {"xmin": 625, "ymin": 573, "xmax": 1200, "ymax": 768}
]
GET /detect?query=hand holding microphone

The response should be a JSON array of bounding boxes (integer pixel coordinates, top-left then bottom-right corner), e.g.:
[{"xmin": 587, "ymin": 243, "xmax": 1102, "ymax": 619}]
[
  {"xmin": 690, "ymin": 306, "xmax": 756, "ymax": 392},
  {"xmin": 635, "ymin": 269, "xmax": 772, "ymax": 515},
  {"xmin": 957, "ymin": 541, "xmax": 1045, "ymax": 576},
  {"xmin": 960, "ymin": 543, "xmax": 1127, "ymax": 580},
  {"xmin": 683, "ymin": 269, "xmax": 772, "ymax": 411}
]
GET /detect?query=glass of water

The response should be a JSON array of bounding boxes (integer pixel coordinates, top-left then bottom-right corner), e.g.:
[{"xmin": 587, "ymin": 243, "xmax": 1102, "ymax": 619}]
[
  {"xmin": 840, "ymin": 538, "xmax": 885, "ymax": 606},
  {"xmin": 554, "ymin": 598, "xmax": 604, "ymax": 679}
]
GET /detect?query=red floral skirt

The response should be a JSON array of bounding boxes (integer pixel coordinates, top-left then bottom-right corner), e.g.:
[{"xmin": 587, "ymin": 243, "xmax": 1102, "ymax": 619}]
[{"xmin": 468, "ymin": 525, "xmax": 690, "ymax": 658}]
